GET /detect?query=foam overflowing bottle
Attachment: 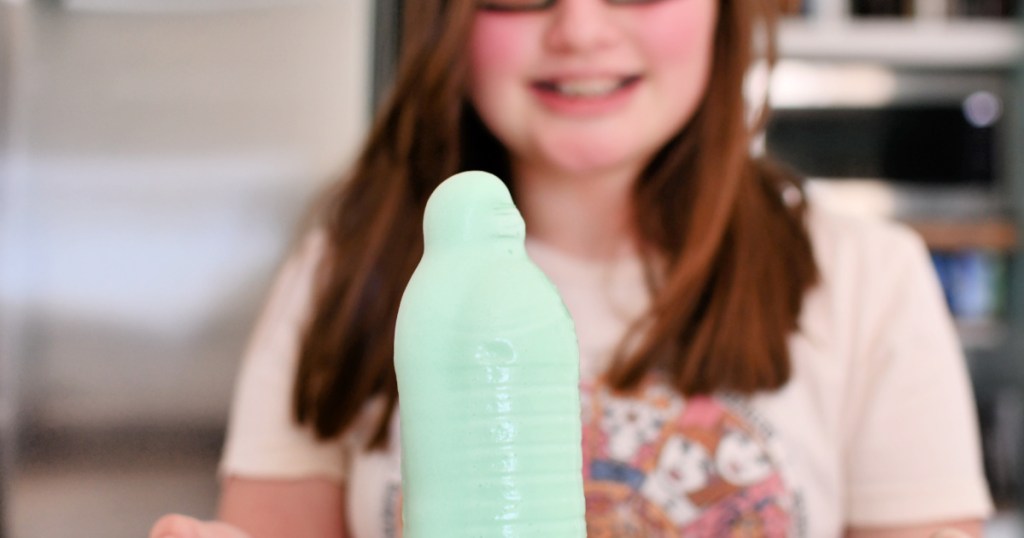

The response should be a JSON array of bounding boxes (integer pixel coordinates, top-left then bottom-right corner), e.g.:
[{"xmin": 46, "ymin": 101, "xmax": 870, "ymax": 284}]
[{"xmin": 394, "ymin": 171, "xmax": 587, "ymax": 537}]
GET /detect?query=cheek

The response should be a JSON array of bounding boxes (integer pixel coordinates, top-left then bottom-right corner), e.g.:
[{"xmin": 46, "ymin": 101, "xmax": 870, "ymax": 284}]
[
  {"xmin": 468, "ymin": 16, "xmax": 531, "ymax": 95},
  {"xmin": 469, "ymin": 16, "xmax": 519, "ymax": 65},
  {"xmin": 637, "ymin": 0, "xmax": 717, "ymax": 76}
]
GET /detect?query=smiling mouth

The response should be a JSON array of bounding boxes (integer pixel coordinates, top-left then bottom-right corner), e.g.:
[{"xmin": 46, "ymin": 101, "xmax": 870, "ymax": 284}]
[{"xmin": 534, "ymin": 76, "xmax": 642, "ymax": 98}]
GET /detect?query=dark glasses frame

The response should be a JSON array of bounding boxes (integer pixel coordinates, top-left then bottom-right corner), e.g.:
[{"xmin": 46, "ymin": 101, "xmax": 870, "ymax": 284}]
[{"xmin": 479, "ymin": 0, "xmax": 669, "ymax": 12}]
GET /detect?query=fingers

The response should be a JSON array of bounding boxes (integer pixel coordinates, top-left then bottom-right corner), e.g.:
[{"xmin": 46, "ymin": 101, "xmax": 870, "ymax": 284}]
[
  {"xmin": 930, "ymin": 529, "xmax": 972, "ymax": 538},
  {"xmin": 150, "ymin": 514, "xmax": 203, "ymax": 538},
  {"xmin": 149, "ymin": 514, "xmax": 252, "ymax": 538}
]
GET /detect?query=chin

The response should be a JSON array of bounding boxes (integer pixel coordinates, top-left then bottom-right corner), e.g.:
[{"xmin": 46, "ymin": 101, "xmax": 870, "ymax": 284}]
[{"xmin": 546, "ymin": 148, "xmax": 645, "ymax": 180}]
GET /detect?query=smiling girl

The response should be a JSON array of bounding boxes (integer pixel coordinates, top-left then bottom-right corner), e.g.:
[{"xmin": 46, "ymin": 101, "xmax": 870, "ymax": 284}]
[{"xmin": 151, "ymin": 0, "xmax": 992, "ymax": 536}]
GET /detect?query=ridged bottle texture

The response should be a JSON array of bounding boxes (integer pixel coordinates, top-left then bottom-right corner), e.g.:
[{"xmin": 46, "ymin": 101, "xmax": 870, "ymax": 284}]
[{"xmin": 394, "ymin": 171, "xmax": 586, "ymax": 537}]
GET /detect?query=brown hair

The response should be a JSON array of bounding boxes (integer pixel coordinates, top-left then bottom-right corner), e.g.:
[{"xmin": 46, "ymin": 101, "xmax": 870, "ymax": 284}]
[{"xmin": 293, "ymin": 0, "xmax": 817, "ymax": 448}]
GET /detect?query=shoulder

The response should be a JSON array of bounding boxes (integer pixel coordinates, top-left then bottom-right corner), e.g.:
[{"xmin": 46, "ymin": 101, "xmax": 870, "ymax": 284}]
[
  {"xmin": 804, "ymin": 204, "xmax": 927, "ymax": 273},
  {"xmin": 802, "ymin": 204, "xmax": 934, "ymax": 303},
  {"xmin": 796, "ymin": 204, "xmax": 948, "ymax": 353}
]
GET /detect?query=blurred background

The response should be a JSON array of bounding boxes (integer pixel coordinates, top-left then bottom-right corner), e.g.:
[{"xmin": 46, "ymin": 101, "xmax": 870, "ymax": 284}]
[
  {"xmin": 0, "ymin": 0, "xmax": 1021, "ymax": 536},
  {"xmin": 0, "ymin": 0, "xmax": 376, "ymax": 535}
]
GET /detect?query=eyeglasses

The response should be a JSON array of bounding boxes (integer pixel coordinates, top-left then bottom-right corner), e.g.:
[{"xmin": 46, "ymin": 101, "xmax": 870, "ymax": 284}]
[{"xmin": 479, "ymin": 0, "xmax": 669, "ymax": 12}]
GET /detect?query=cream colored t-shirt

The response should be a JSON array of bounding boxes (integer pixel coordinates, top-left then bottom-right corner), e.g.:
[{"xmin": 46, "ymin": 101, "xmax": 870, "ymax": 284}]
[{"xmin": 220, "ymin": 207, "xmax": 993, "ymax": 537}]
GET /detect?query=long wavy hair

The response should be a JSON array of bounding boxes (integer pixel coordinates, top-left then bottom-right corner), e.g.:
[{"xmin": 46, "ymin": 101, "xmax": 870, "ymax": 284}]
[{"xmin": 293, "ymin": 0, "xmax": 818, "ymax": 448}]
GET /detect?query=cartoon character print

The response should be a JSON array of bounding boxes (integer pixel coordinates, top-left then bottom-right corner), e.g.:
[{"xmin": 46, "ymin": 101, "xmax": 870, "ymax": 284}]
[
  {"xmin": 638, "ymin": 434, "xmax": 712, "ymax": 526},
  {"xmin": 582, "ymin": 377, "xmax": 799, "ymax": 537},
  {"xmin": 715, "ymin": 426, "xmax": 774, "ymax": 487},
  {"xmin": 585, "ymin": 481, "xmax": 677, "ymax": 537},
  {"xmin": 597, "ymin": 383, "xmax": 683, "ymax": 463}
]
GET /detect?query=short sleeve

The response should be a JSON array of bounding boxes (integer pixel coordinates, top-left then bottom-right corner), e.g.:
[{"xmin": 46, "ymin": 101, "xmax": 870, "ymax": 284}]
[
  {"xmin": 843, "ymin": 226, "xmax": 993, "ymax": 526},
  {"xmin": 219, "ymin": 231, "xmax": 350, "ymax": 482}
]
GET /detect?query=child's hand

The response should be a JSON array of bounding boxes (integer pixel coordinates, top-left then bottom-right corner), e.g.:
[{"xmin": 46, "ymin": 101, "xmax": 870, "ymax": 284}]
[
  {"xmin": 149, "ymin": 514, "xmax": 251, "ymax": 538},
  {"xmin": 930, "ymin": 530, "xmax": 973, "ymax": 538}
]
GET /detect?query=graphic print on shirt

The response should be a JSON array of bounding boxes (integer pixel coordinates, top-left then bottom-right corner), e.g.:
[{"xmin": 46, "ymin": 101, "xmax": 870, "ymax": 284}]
[
  {"xmin": 599, "ymin": 382, "xmax": 683, "ymax": 462},
  {"xmin": 639, "ymin": 434, "xmax": 711, "ymax": 526},
  {"xmin": 582, "ymin": 376, "xmax": 800, "ymax": 537}
]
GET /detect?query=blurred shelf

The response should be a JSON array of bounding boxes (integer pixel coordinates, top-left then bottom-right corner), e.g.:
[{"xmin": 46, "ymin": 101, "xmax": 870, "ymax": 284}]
[
  {"xmin": 904, "ymin": 218, "xmax": 1018, "ymax": 251},
  {"xmin": 779, "ymin": 19, "xmax": 1023, "ymax": 68}
]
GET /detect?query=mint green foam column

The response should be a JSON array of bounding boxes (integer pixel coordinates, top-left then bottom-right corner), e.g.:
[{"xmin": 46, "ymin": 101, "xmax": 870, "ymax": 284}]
[{"xmin": 394, "ymin": 171, "xmax": 586, "ymax": 537}]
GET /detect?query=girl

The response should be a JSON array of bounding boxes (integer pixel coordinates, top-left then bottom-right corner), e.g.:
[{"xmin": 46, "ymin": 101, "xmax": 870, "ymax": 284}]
[{"xmin": 152, "ymin": 0, "xmax": 992, "ymax": 536}]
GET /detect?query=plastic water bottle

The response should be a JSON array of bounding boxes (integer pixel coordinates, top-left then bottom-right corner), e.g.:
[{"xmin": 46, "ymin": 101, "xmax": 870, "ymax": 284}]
[{"xmin": 394, "ymin": 171, "xmax": 586, "ymax": 537}]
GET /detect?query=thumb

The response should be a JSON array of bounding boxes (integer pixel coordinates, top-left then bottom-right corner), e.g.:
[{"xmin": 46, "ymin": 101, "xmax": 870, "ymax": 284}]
[{"xmin": 930, "ymin": 529, "xmax": 972, "ymax": 538}]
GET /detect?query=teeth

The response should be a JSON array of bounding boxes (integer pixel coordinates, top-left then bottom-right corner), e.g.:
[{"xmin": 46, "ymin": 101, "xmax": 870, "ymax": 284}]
[{"xmin": 553, "ymin": 78, "xmax": 624, "ymax": 97}]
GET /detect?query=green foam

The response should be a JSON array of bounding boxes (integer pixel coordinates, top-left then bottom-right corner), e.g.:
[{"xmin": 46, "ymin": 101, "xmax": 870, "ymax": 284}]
[{"xmin": 394, "ymin": 171, "xmax": 586, "ymax": 537}]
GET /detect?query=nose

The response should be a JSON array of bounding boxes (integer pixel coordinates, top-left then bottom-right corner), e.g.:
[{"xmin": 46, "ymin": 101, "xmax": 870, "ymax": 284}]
[{"xmin": 543, "ymin": 0, "xmax": 621, "ymax": 54}]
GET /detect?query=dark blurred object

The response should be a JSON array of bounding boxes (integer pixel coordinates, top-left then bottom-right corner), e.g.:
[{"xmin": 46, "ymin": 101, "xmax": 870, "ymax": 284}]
[
  {"xmin": 953, "ymin": 0, "xmax": 1019, "ymax": 17},
  {"xmin": 768, "ymin": 105, "xmax": 998, "ymax": 185},
  {"xmin": 852, "ymin": 0, "xmax": 913, "ymax": 16},
  {"xmin": 981, "ymin": 387, "xmax": 1024, "ymax": 506},
  {"xmin": 767, "ymin": 67, "xmax": 1005, "ymax": 187},
  {"xmin": 970, "ymin": 341, "xmax": 1024, "ymax": 509}
]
